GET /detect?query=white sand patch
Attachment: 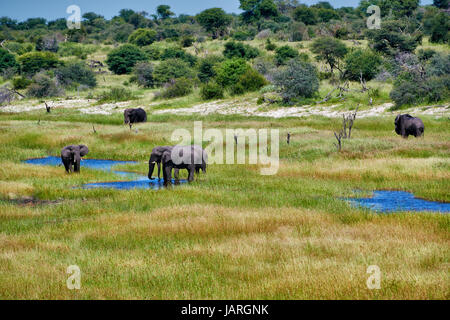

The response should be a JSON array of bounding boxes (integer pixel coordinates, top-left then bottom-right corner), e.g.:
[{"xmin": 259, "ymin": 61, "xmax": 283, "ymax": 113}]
[
  {"xmin": 0, "ymin": 99, "xmax": 92, "ymax": 113},
  {"xmin": 79, "ymin": 101, "xmax": 132, "ymax": 115}
]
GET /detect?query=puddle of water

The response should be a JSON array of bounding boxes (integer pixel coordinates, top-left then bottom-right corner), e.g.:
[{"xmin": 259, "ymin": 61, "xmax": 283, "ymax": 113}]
[
  {"xmin": 346, "ymin": 191, "xmax": 450, "ymax": 213},
  {"xmin": 24, "ymin": 156, "xmax": 187, "ymax": 190}
]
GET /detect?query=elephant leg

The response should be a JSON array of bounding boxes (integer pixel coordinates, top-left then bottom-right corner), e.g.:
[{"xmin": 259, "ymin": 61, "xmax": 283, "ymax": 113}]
[
  {"xmin": 188, "ymin": 166, "xmax": 195, "ymax": 182},
  {"xmin": 163, "ymin": 165, "xmax": 172, "ymax": 186},
  {"xmin": 62, "ymin": 158, "xmax": 71, "ymax": 173},
  {"xmin": 174, "ymin": 168, "xmax": 180, "ymax": 180},
  {"xmin": 157, "ymin": 162, "xmax": 161, "ymax": 180}
]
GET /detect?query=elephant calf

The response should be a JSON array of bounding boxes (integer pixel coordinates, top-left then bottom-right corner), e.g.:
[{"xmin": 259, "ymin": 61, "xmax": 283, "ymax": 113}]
[
  {"xmin": 61, "ymin": 145, "xmax": 89, "ymax": 173},
  {"xmin": 124, "ymin": 108, "xmax": 147, "ymax": 129},
  {"xmin": 395, "ymin": 114, "xmax": 425, "ymax": 138}
]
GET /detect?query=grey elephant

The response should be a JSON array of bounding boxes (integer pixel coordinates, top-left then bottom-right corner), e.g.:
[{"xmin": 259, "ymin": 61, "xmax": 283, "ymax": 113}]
[
  {"xmin": 61, "ymin": 145, "xmax": 89, "ymax": 173},
  {"xmin": 124, "ymin": 108, "xmax": 147, "ymax": 129},
  {"xmin": 395, "ymin": 114, "xmax": 425, "ymax": 138},
  {"xmin": 148, "ymin": 145, "xmax": 207, "ymax": 182}
]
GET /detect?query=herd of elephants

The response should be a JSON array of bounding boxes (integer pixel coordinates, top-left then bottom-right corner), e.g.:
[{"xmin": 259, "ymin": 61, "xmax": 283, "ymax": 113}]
[{"xmin": 60, "ymin": 108, "xmax": 425, "ymax": 185}]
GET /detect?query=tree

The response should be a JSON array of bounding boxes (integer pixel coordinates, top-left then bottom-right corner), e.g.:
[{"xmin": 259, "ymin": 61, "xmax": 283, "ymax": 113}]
[
  {"xmin": 128, "ymin": 28, "xmax": 157, "ymax": 46},
  {"xmin": 105, "ymin": 44, "xmax": 147, "ymax": 75},
  {"xmin": 433, "ymin": 0, "xmax": 449, "ymax": 8},
  {"xmin": 344, "ymin": 49, "xmax": 382, "ymax": 81},
  {"xmin": 311, "ymin": 37, "xmax": 348, "ymax": 73},
  {"xmin": 156, "ymin": 5, "xmax": 175, "ymax": 20},
  {"xmin": 153, "ymin": 59, "xmax": 195, "ymax": 84},
  {"xmin": 55, "ymin": 61, "xmax": 97, "ymax": 88},
  {"xmin": 132, "ymin": 62, "xmax": 155, "ymax": 88},
  {"xmin": 18, "ymin": 52, "xmax": 60, "ymax": 75},
  {"xmin": 198, "ymin": 55, "xmax": 223, "ymax": 83},
  {"xmin": 196, "ymin": 8, "xmax": 232, "ymax": 39},
  {"xmin": 0, "ymin": 48, "xmax": 19, "ymax": 74},
  {"xmin": 215, "ymin": 58, "xmax": 251, "ymax": 87},
  {"xmin": 293, "ymin": 6, "xmax": 317, "ymax": 25},
  {"xmin": 430, "ymin": 12, "xmax": 450, "ymax": 44},
  {"xmin": 273, "ymin": 59, "xmax": 319, "ymax": 103},
  {"xmin": 223, "ymin": 41, "xmax": 260, "ymax": 60},
  {"xmin": 240, "ymin": 0, "xmax": 279, "ymax": 21}
]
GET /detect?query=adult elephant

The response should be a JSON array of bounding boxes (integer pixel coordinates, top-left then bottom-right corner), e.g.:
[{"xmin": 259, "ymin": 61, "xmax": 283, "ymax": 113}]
[
  {"xmin": 124, "ymin": 108, "xmax": 147, "ymax": 129},
  {"xmin": 148, "ymin": 145, "xmax": 207, "ymax": 181},
  {"xmin": 395, "ymin": 114, "xmax": 425, "ymax": 138},
  {"xmin": 148, "ymin": 146, "xmax": 173, "ymax": 180},
  {"xmin": 61, "ymin": 145, "xmax": 89, "ymax": 173},
  {"xmin": 160, "ymin": 145, "xmax": 207, "ymax": 185}
]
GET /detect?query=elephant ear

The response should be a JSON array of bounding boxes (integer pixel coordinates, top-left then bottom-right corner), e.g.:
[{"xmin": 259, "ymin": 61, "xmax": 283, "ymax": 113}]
[
  {"xmin": 162, "ymin": 151, "xmax": 171, "ymax": 164},
  {"xmin": 395, "ymin": 115, "xmax": 401, "ymax": 124},
  {"xmin": 79, "ymin": 145, "xmax": 89, "ymax": 157}
]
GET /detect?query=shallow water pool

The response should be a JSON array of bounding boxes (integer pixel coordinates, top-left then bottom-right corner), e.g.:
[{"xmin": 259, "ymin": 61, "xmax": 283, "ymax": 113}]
[
  {"xmin": 24, "ymin": 156, "xmax": 187, "ymax": 190},
  {"xmin": 345, "ymin": 191, "xmax": 449, "ymax": 213}
]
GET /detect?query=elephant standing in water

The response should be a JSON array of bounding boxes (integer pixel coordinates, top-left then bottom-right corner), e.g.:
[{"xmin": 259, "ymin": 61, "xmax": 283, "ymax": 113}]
[
  {"xmin": 148, "ymin": 145, "xmax": 207, "ymax": 185},
  {"xmin": 61, "ymin": 145, "xmax": 89, "ymax": 173},
  {"xmin": 395, "ymin": 114, "xmax": 425, "ymax": 138},
  {"xmin": 124, "ymin": 108, "xmax": 147, "ymax": 129}
]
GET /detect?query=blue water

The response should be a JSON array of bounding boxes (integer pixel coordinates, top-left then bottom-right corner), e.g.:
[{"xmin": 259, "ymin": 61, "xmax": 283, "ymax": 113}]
[
  {"xmin": 24, "ymin": 156, "xmax": 187, "ymax": 190},
  {"xmin": 346, "ymin": 191, "xmax": 450, "ymax": 213}
]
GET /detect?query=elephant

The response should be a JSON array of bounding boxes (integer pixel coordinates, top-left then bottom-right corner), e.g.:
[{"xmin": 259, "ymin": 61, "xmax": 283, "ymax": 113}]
[
  {"xmin": 159, "ymin": 145, "xmax": 207, "ymax": 185},
  {"xmin": 148, "ymin": 145, "xmax": 207, "ymax": 182},
  {"xmin": 124, "ymin": 108, "xmax": 147, "ymax": 129},
  {"xmin": 395, "ymin": 114, "xmax": 425, "ymax": 138},
  {"xmin": 61, "ymin": 145, "xmax": 89, "ymax": 173}
]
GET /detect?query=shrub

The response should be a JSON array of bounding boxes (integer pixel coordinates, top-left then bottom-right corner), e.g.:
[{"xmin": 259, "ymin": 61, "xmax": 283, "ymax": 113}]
[
  {"xmin": 223, "ymin": 41, "xmax": 260, "ymax": 60},
  {"xmin": 3, "ymin": 42, "xmax": 33, "ymax": 55},
  {"xmin": 274, "ymin": 45, "xmax": 299, "ymax": 65},
  {"xmin": 215, "ymin": 58, "xmax": 250, "ymax": 87},
  {"xmin": 98, "ymin": 87, "xmax": 134, "ymax": 103},
  {"xmin": 160, "ymin": 47, "xmax": 197, "ymax": 66},
  {"xmin": 35, "ymin": 36, "xmax": 59, "ymax": 53},
  {"xmin": 417, "ymin": 49, "xmax": 437, "ymax": 62},
  {"xmin": 142, "ymin": 45, "xmax": 161, "ymax": 60},
  {"xmin": 429, "ymin": 12, "xmax": 449, "ymax": 44},
  {"xmin": 200, "ymin": 81, "xmax": 224, "ymax": 100},
  {"xmin": 132, "ymin": 62, "xmax": 155, "ymax": 88},
  {"xmin": 55, "ymin": 61, "xmax": 97, "ymax": 88},
  {"xmin": 181, "ymin": 36, "xmax": 195, "ymax": 47},
  {"xmin": 18, "ymin": 51, "xmax": 60, "ymax": 76},
  {"xmin": 153, "ymin": 59, "xmax": 195, "ymax": 84},
  {"xmin": 105, "ymin": 44, "xmax": 147, "ymax": 75},
  {"xmin": 161, "ymin": 78, "xmax": 193, "ymax": 98},
  {"xmin": 232, "ymin": 68, "xmax": 267, "ymax": 94},
  {"xmin": 27, "ymin": 72, "xmax": 64, "ymax": 98},
  {"xmin": 293, "ymin": 6, "xmax": 317, "ymax": 25},
  {"xmin": 344, "ymin": 48, "xmax": 382, "ymax": 81},
  {"xmin": 12, "ymin": 76, "xmax": 32, "ymax": 90},
  {"xmin": 128, "ymin": 28, "xmax": 158, "ymax": 46},
  {"xmin": 425, "ymin": 53, "xmax": 450, "ymax": 77},
  {"xmin": 0, "ymin": 48, "xmax": 19, "ymax": 74},
  {"xmin": 197, "ymin": 55, "xmax": 223, "ymax": 83},
  {"xmin": 273, "ymin": 59, "xmax": 319, "ymax": 103},
  {"xmin": 265, "ymin": 39, "xmax": 277, "ymax": 51}
]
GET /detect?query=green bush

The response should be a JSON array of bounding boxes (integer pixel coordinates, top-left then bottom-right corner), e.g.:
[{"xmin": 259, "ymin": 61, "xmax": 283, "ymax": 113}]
[
  {"xmin": 274, "ymin": 45, "xmax": 299, "ymax": 65},
  {"xmin": 344, "ymin": 48, "xmax": 382, "ymax": 81},
  {"xmin": 27, "ymin": 72, "xmax": 64, "ymax": 98},
  {"xmin": 200, "ymin": 81, "xmax": 224, "ymax": 100},
  {"xmin": 273, "ymin": 59, "xmax": 319, "ymax": 103},
  {"xmin": 265, "ymin": 39, "xmax": 277, "ymax": 51},
  {"xmin": 425, "ymin": 53, "xmax": 450, "ymax": 77},
  {"xmin": 98, "ymin": 87, "xmax": 134, "ymax": 103},
  {"xmin": 181, "ymin": 36, "xmax": 195, "ymax": 47},
  {"xmin": 55, "ymin": 61, "xmax": 97, "ymax": 88},
  {"xmin": 223, "ymin": 41, "xmax": 260, "ymax": 60},
  {"xmin": 160, "ymin": 47, "xmax": 197, "ymax": 66},
  {"xmin": 58, "ymin": 42, "xmax": 96, "ymax": 59},
  {"xmin": 12, "ymin": 76, "xmax": 32, "ymax": 90},
  {"xmin": 215, "ymin": 58, "xmax": 250, "ymax": 87},
  {"xmin": 132, "ymin": 62, "xmax": 155, "ymax": 88},
  {"xmin": 197, "ymin": 55, "xmax": 223, "ymax": 83},
  {"xmin": 18, "ymin": 51, "xmax": 60, "ymax": 76},
  {"xmin": 153, "ymin": 59, "xmax": 195, "ymax": 84},
  {"xmin": 232, "ymin": 68, "xmax": 267, "ymax": 94},
  {"xmin": 429, "ymin": 12, "xmax": 449, "ymax": 44},
  {"xmin": 106, "ymin": 44, "xmax": 147, "ymax": 75},
  {"xmin": 128, "ymin": 28, "xmax": 158, "ymax": 46},
  {"xmin": 142, "ymin": 45, "xmax": 161, "ymax": 60},
  {"xmin": 161, "ymin": 78, "xmax": 193, "ymax": 98},
  {"xmin": 0, "ymin": 48, "xmax": 19, "ymax": 74},
  {"xmin": 293, "ymin": 6, "xmax": 317, "ymax": 25},
  {"xmin": 3, "ymin": 42, "xmax": 33, "ymax": 55}
]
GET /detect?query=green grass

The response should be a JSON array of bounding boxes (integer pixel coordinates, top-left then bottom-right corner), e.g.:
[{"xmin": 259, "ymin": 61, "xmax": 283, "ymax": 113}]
[{"xmin": 0, "ymin": 113, "xmax": 449, "ymax": 299}]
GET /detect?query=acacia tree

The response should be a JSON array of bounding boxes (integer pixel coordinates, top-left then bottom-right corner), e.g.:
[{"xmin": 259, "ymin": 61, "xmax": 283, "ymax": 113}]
[
  {"xmin": 196, "ymin": 8, "xmax": 232, "ymax": 39},
  {"xmin": 311, "ymin": 37, "xmax": 348, "ymax": 74},
  {"xmin": 240, "ymin": 0, "xmax": 279, "ymax": 21},
  {"xmin": 156, "ymin": 5, "xmax": 174, "ymax": 20}
]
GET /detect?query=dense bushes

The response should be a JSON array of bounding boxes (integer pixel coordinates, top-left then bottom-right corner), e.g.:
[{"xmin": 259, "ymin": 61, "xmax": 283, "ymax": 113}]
[
  {"xmin": 18, "ymin": 51, "xmax": 60, "ymax": 75},
  {"xmin": 198, "ymin": 55, "xmax": 223, "ymax": 83},
  {"xmin": 12, "ymin": 76, "xmax": 32, "ymax": 90},
  {"xmin": 0, "ymin": 48, "xmax": 19, "ymax": 74},
  {"xmin": 232, "ymin": 68, "xmax": 267, "ymax": 94},
  {"xmin": 98, "ymin": 87, "xmax": 134, "ymax": 103},
  {"xmin": 153, "ymin": 58, "xmax": 195, "ymax": 84},
  {"xmin": 274, "ymin": 45, "xmax": 299, "ymax": 65},
  {"xmin": 58, "ymin": 42, "xmax": 96, "ymax": 59},
  {"xmin": 106, "ymin": 44, "xmax": 147, "ymax": 74},
  {"xmin": 131, "ymin": 62, "xmax": 155, "ymax": 88},
  {"xmin": 128, "ymin": 28, "xmax": 157, "ymax": 46},
  {"xmin": 223, "ymin": 41, "xmax": 260, "ymax": 60},
  {"xmin": 160, "ymin": 47, "xmax": 197, "ymax": 66},
  {"xmin": 344, "ymin": 49, "xmax": 382, "ymax": 81},
  {"xmin": 215, "ymin": 58, "xmax": 250, "ymax": 87},
  {"xmin": 27, "ymin": 72, "xmax": 64, "ymax": 98},
  {"xmin": 161, "ymin": 78, "xmax": 193, "ymax": 98},
  {"xmin": 200, "ymin": 81, "xmax": 224, "ymax": 100},
  {"xmin": 273, "ymin": 59, "xmax": 319, "ymax": 103},
  {"xmin": 55, "ymin": 61, "xmax": 97, "ymax": 88}
]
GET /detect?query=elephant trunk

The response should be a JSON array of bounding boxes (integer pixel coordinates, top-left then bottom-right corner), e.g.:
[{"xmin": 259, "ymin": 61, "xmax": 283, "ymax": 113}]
[{"xmin": 148, "ymin": 161, "xmax": 155, "ymax": 180}]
